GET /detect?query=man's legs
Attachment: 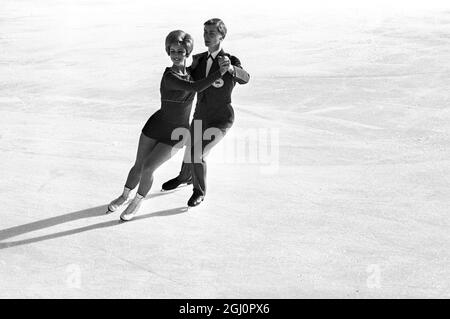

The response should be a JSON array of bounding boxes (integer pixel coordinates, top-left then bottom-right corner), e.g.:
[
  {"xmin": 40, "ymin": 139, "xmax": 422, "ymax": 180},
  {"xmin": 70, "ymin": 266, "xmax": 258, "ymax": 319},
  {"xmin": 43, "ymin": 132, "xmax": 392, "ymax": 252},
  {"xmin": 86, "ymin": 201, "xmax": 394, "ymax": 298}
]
[
  {"xmin": 188, "ymin": 125, "xmax": 228, "ymax": 206},
  {"xmin": 161, "ymin": 129, "xmax": 193, "ymax": 191},
  {"xmin": 178, "ymin": 147, "xmax": 193, "ymax": 181}
]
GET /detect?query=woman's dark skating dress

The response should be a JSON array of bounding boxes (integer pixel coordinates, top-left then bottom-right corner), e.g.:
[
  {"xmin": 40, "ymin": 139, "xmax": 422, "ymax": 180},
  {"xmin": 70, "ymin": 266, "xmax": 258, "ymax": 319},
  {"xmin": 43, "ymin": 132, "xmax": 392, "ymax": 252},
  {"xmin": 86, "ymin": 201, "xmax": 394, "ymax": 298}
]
[{"xmin": 142, "ymin": 67, "xmax": 222, "ymax": 147}]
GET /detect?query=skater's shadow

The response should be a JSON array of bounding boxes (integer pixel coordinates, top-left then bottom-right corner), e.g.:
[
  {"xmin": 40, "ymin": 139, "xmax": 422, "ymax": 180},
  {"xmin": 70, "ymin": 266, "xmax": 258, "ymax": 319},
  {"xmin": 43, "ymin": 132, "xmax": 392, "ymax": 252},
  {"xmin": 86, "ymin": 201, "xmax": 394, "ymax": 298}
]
[
  {"xmin": 0, "ymin": 205, "xmax": 188, "ymax": 250},
  {"xmin": 145, "ymin": 186, "xmax": 189, "ymax": 200},
  {"xmin": 0, "ymin": 205, "xmax": 107, "ymax": 242}
]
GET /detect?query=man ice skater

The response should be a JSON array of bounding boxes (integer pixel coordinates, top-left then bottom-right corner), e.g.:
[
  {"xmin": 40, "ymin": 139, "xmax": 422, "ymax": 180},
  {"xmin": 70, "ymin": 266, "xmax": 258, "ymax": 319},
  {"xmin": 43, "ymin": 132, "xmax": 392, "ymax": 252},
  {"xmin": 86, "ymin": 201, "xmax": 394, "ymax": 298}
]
[{"xmin": 162, "ymin": 18, "xmax": 250, "ymax": 207}]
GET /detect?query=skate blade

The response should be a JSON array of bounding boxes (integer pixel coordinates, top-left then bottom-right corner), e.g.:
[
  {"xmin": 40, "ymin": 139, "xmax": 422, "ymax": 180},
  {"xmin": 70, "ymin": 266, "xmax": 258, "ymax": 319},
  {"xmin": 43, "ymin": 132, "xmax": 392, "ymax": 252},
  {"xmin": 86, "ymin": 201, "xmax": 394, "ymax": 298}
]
[
  {"xmin": 119, "ymin": 216, "xmax": 134, "ymax": 222},
  {"xmin": 160, "ymin": 183, "xmax": 192, "ymax": 192}
]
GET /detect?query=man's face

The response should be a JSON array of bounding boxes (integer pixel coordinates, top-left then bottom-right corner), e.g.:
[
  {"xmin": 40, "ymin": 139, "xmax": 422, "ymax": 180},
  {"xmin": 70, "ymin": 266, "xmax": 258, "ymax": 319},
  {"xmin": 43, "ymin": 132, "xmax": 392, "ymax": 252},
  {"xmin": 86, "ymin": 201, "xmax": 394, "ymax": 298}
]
[{"xmin": 203, "ymin": 24, "xmax": 223, "ymax": 49}]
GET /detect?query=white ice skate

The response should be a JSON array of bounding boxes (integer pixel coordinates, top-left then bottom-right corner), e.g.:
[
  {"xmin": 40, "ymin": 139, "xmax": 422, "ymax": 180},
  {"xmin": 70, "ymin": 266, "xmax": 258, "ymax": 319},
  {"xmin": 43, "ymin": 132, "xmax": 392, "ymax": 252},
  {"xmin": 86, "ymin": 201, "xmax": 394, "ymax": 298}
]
[
  {"xmin": 107, "ymin": 195, "xmax": 130, "ymax": 213},
  {"xmin": 119, "ymin": 197, "xmax": 142, "ymax": 222}
]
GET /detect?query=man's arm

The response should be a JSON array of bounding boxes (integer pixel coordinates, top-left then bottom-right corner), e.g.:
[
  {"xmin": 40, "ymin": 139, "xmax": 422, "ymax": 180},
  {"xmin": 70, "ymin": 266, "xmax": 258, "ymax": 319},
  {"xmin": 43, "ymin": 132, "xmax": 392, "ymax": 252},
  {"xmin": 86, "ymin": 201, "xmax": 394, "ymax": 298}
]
[{"xmin": 228, "ymin": 55, "xmax": 250, "ymax": 84}]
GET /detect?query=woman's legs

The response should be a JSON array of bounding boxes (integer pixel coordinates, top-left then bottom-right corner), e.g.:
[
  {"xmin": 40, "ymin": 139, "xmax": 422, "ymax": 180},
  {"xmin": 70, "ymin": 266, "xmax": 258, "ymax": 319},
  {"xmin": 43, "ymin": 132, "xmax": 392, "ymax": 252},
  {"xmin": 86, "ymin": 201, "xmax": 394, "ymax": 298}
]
[
  {"xmin": 108, "ymin": 133, "xmax": 157, "ymax": 212},
  {"xmin": 124, "ymin": 133, "xmax": 159, "ymax": 190},
  {"xmin": 137, "ymin": 142, "xmax": 178, "ymax": 197},
  {"xmin": 120, "ymin": 142, "xmax": 180, "ymax": 221}
]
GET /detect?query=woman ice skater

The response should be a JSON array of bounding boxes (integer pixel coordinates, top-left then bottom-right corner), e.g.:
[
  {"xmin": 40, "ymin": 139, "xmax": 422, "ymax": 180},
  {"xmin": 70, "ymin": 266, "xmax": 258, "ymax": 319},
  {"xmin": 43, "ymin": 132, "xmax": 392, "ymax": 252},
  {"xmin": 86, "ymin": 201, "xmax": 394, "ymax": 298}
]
[{"xmin": 107, "ymin": 30, "xmax": 229, "ymax": 221}]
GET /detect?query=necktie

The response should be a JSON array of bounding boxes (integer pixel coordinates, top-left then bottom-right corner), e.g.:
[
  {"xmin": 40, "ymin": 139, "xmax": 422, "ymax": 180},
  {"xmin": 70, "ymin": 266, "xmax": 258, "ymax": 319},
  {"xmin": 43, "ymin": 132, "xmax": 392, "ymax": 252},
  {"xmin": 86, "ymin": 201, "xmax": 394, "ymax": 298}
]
[{"xmin": 205, "ymin": 54, "xmax": 214, "ymax": 77}]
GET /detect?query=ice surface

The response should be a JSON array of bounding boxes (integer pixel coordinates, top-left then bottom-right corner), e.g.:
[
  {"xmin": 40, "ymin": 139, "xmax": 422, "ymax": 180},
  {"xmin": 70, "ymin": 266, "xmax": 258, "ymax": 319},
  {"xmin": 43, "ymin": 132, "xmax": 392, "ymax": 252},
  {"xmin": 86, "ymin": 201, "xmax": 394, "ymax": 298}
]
[{"xmin": 0, "ymin": 0, "xmax": 449, "ymax": 298}]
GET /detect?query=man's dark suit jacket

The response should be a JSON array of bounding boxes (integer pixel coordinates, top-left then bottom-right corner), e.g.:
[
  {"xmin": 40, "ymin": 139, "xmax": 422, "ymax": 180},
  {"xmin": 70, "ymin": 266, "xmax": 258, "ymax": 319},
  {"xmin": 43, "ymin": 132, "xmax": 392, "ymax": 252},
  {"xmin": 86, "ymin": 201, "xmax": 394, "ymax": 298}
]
[{"xmin": 189, "ymin": 49, "xmax": 250, "ymax": 129}]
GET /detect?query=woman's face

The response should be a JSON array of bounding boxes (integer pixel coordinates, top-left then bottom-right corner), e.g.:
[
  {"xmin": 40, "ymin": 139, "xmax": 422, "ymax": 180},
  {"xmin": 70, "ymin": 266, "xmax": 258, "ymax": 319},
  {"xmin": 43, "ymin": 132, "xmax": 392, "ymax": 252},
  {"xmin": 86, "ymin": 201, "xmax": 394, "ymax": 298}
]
[{"xmin": 169, "ymin": 44, "xmax": 187, "ymax": 67}]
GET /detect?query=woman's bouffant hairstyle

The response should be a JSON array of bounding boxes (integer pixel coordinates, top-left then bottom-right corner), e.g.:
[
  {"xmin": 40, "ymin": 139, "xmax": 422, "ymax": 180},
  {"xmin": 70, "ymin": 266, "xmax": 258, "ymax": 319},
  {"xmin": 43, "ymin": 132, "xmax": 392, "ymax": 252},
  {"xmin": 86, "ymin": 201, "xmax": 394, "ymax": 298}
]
[
  {"xmin": 165, "ymin": 30, "xmax": 194, "ymax": 57},
  {"xmin": 204, "ymin": 18, "xmax": 227, "ymax": 39}
]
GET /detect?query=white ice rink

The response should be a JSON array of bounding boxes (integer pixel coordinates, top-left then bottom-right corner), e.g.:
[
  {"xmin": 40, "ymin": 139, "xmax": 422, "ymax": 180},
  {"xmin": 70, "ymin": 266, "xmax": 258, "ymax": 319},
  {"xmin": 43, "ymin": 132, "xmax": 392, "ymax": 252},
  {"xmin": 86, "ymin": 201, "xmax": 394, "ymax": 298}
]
[{"xmin": 0, "ymin": 0, "xmax": 449, "ymax": 298}]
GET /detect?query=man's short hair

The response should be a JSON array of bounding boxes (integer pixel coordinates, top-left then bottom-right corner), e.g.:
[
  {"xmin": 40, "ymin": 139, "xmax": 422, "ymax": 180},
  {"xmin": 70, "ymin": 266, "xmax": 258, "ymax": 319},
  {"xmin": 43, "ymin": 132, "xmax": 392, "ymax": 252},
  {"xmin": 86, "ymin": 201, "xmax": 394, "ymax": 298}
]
[
  {"xmin": 204, "ymin": 18, "xmax": 227, "ymax": 39},
  {"xmin": 165, "ymin": 30, "xmax": 194, "ymax": 57}
]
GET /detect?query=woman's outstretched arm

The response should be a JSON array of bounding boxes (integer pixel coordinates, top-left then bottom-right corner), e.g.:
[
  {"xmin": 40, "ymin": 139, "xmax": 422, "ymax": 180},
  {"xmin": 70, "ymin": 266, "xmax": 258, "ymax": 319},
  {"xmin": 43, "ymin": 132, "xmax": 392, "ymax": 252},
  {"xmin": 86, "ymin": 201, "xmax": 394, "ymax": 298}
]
[{"xmin": 164, "ymin": 69, "xmax": 222, "ymax": 92}]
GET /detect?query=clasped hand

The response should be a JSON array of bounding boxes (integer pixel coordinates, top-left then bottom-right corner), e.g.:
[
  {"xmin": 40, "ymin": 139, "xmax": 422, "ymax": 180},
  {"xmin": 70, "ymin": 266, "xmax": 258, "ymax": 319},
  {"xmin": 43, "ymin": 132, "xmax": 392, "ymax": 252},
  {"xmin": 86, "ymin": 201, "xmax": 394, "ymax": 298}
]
[{"xmin": 218, "ymin": 56, "xmax": 233, "ymax": 75}]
